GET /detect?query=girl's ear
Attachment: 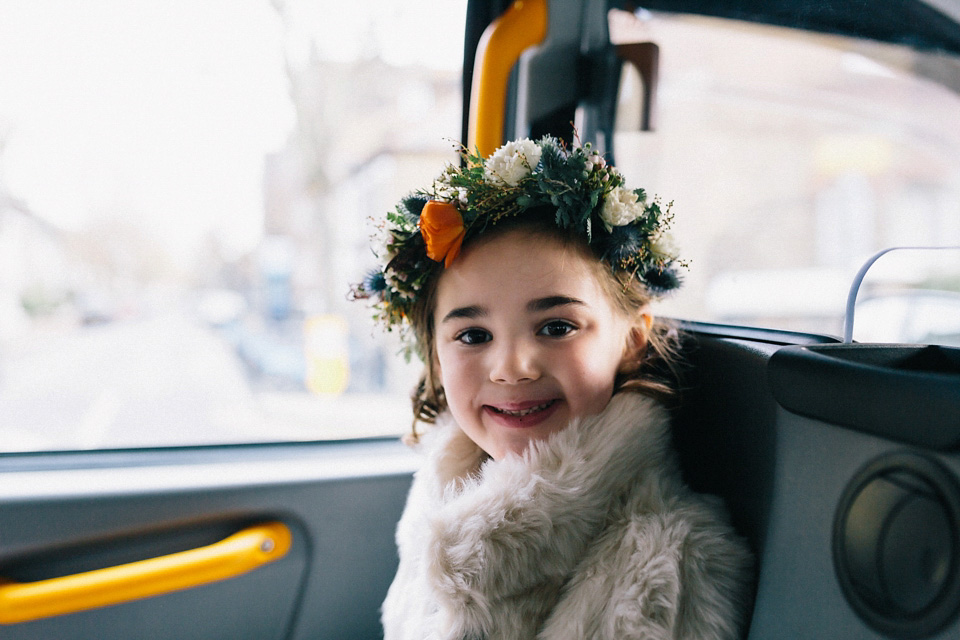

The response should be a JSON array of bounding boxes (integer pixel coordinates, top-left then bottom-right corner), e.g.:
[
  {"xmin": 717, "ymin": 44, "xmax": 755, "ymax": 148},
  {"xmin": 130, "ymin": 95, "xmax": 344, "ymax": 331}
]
[{"xmin": 619, "ymin": 311, "xmax": 653, "ymax": 373}]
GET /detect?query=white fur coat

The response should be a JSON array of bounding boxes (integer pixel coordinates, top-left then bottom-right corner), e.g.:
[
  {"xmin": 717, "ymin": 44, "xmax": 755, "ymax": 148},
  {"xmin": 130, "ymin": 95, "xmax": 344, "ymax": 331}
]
[{"xmin": 382, "ymin": 392, "xmax": 753, "ymax": 640}]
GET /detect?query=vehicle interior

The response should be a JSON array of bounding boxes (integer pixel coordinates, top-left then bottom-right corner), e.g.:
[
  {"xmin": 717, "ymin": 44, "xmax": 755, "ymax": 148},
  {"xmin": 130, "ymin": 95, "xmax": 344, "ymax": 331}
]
[{"xmin": 1, "ymin": 0, "xmax": 959, "ymax": 638}]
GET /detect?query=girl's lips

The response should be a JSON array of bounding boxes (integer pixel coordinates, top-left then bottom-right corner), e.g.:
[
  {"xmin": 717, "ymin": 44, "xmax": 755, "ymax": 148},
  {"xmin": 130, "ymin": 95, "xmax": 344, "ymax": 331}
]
[{"xmin": 483, "ymin": 399, "xmax": 561, "ymax": 429}]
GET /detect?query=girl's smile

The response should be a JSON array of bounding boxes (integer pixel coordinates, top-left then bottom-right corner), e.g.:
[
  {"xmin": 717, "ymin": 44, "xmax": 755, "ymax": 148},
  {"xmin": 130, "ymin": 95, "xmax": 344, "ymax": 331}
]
[
  {"xmin": 433, "ymin": 229, "xmax": 637, "ymax": 459},
  {"xmin": 483, "ymin": 398, "xmax": 561, "ymax": 428}
]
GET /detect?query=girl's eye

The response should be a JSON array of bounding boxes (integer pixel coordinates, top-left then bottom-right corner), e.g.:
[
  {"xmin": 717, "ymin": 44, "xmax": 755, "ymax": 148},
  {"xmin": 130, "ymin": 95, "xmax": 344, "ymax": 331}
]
[
  {"xmin": 537, "ymin": 320, "xmax": 577, "ymax": 338},
  {"xmin": 455, "ymin": 328, "xmax": 492, "ymax": 345}
]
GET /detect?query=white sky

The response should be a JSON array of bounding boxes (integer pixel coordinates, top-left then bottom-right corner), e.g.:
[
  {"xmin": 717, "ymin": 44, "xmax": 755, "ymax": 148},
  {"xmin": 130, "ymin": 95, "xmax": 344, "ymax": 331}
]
[{"xmin": 0, "ymin": 0, "xmax": 465, "ymax": 258}]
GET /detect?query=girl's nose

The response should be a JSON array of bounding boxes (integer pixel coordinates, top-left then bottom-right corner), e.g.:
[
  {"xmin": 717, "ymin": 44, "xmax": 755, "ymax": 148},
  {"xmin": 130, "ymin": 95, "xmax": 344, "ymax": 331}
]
[{"xmin": 489, "ymin": 339, "xmax": 540, "ymax": 384}]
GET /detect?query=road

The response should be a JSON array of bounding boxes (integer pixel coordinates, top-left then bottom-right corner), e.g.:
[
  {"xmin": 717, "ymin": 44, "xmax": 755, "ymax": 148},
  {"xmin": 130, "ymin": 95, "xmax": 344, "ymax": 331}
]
[{"xmin": 0, "ymin": 313, "xmax": 408, "ymax": 452}]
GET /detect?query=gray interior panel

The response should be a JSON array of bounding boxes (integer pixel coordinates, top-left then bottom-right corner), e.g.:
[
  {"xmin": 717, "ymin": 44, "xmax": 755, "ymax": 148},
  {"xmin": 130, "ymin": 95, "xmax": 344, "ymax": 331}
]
[
  {"xmin": 0, "ymin": 441, "xmax": 419, "ymax": 640},
  {"xmin": 674, "ymin": 326, "xmax": 960, "ymax": 639}
]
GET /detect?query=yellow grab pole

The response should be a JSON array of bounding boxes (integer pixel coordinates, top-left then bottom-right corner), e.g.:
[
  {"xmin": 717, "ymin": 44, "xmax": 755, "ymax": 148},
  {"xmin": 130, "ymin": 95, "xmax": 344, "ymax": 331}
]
[
  {"xmin": 0, "ymin": 522, "xmax": 292, "ymax": 625},
  {"xmin": 468, "ymin": 0, "xmax": 549, "ymax": 157}
]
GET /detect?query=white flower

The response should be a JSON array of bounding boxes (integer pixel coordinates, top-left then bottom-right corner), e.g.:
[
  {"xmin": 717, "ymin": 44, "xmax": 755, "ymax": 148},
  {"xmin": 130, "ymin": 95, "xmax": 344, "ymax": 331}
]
[
  {"xmin": 600, "ymin": 186, "xmax": 646, "ymax": 230},
  {"xmin": 651, "ymin": 233, "xmax": 678, "ymax": 259},
  {"xmin": 431, "ymin": 164, "xmax": 460, "ymax": 200},
  {"xmin": 385, "ymin": 266, "xmax": 404, "ymax": 283},
  {"xmin": 484, "ymin": 138, "xmax": 542, "ymax": 186},
  {"xmin": 584, "ymin": 153, "xmax": 603, "ymax": 174},
  {"xmin": 432, "ymin": 179, "xmax": 456, "ymax": 201},
  {"xmin": 369, "ymin": 219, "xmax": 394, "ymax": 261}
]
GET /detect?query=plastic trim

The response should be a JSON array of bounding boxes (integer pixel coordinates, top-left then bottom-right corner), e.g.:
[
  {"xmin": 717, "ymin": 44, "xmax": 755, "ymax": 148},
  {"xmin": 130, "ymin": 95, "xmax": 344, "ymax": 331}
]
[
  {"xmin": 769, "ymin": 344, "xmax": 960, "ymax": 449},
  {"xmin": 833, "ymin": 452, "xmax": 960, "ymax": 637}
]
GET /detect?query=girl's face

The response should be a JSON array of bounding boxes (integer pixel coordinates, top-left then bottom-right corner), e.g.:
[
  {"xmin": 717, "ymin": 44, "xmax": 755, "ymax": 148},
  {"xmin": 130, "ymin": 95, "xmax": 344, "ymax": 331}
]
[{"xmin": 432, "ymin": 229, "xmax": 636, "ymax": 459}]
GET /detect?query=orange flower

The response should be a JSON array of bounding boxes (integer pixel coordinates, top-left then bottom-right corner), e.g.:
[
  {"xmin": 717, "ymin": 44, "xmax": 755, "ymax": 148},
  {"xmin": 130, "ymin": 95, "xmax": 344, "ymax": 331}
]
[{"xmin": 420, "ymin": 200, "xmax": 466, "ymax": 267}]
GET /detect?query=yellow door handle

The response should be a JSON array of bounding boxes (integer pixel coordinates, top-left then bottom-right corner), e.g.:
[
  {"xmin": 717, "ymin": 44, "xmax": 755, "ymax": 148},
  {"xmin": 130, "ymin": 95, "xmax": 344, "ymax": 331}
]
[
  {"xmin": 0, "ymin": 521, "xmax": 292, "ymax": 625},
  {"xmin": 468, "ymin": 0, "xmax": 548, "ymax": 157}
]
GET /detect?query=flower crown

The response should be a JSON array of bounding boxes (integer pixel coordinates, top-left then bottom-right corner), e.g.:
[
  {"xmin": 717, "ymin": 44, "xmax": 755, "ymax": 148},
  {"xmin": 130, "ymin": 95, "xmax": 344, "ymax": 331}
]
[{"xmin": 353, "ymin": 135, "xmax": 683, "ymax": 341}]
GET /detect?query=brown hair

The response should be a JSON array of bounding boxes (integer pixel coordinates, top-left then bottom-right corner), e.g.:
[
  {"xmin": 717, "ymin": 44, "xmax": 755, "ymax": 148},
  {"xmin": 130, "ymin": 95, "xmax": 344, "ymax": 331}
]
[{"xmin": 407, "ymin": 219, "xmax": 681, "ymax": 436}]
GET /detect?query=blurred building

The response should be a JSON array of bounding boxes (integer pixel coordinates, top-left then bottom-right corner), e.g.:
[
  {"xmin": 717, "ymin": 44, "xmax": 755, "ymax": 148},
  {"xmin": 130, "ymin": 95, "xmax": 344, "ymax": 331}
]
[
  {"xmin": 255, "ymin": 57, "xmax": 461, "ymax": 393},
  {"xmin": 0, "ymin": 194, "xmax": 70, "ymax": 344}
]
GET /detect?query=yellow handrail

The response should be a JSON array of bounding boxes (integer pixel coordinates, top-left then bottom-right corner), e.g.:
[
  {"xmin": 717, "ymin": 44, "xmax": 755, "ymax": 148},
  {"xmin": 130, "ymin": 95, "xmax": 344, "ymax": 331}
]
[
  {"xmin": 0, "ymin": 521, "xmax": 292, "ymax": 625},
  {"xmin": 468, "ymin": 0, "xmax": 549, "ymax": 157}
]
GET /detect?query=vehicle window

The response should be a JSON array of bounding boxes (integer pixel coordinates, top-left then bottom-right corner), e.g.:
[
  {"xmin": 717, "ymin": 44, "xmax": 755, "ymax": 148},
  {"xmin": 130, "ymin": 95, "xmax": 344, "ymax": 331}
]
[
  {"xmin": 608, "ymin": 9, "xmax": 960, "ymax": 342},
  {"xmin": 0, "ymin": 0, "xmax": 467, "ymax": 452},
  {"xmin": 846, "ymin": 246, "xmax": 960, "ymax": 344}
]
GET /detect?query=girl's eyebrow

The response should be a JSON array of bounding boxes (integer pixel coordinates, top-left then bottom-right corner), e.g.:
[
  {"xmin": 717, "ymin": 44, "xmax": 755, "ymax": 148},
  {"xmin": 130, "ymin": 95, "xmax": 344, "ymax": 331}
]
[
  {"xmin": 527, "ymin": 295, "xmax": 586, "ymax": 312},
  {"xmin": 441, "ymin": 304, "xmax": 487, "ymax": 323},
  {"xmin": 441, "ymin": 296, "xmax": 584, "ymax": 324}
]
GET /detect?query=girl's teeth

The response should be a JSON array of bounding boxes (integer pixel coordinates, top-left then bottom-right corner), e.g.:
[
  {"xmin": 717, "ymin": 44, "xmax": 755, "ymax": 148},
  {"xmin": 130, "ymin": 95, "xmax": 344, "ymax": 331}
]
[{"xmin": 496, "ymin": 401, "xmax": 553, "ymax": 416}]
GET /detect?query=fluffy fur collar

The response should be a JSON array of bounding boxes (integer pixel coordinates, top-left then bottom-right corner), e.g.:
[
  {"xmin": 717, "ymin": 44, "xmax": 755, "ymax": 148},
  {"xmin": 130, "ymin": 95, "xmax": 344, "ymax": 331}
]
[{"xmin": 382, "ymin": 392, "xmax": 751, "ymax": 640}]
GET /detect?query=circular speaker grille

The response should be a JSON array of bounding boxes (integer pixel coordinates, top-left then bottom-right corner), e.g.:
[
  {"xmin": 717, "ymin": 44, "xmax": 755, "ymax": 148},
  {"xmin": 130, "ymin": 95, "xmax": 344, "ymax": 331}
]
[{"xmin": 834, "ymin": 452, "xmax": 960, "ymax": 638}]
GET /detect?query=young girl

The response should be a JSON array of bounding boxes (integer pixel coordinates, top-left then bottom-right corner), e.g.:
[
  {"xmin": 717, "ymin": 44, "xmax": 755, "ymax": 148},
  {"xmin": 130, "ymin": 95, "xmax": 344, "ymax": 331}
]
[{"xmin": 354, "ymin": 137, "xmax": 752, "ymax": 639}]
